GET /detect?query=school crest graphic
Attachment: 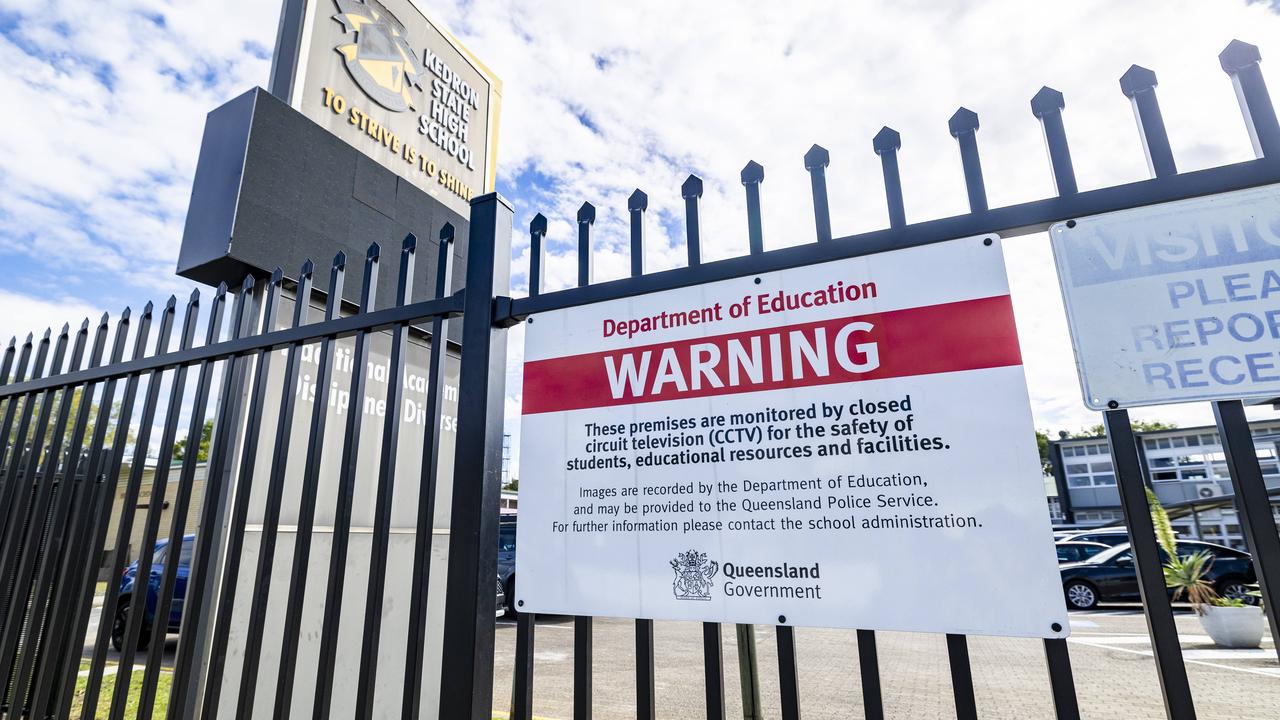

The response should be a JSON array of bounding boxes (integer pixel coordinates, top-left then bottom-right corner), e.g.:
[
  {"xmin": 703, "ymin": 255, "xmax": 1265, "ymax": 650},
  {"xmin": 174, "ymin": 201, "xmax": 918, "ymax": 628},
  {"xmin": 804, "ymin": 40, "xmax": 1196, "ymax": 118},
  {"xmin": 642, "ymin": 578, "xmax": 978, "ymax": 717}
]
[
  {"xmin": 670, "ymin": 550, "xmax": 718, "ymax": 601},
  {"xmin": 332, "ymin": 0, "xmax": 424, "ymax": 112}
]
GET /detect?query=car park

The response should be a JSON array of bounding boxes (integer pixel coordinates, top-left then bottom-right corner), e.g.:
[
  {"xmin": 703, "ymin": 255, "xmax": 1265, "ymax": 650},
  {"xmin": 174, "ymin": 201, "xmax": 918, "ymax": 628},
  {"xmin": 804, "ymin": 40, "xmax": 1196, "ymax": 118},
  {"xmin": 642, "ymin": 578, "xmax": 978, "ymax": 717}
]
[
  {"xmin": 1055, "ymin": 541, "xmax": 1110, "ymax": 564},
  {"xmin": 1060, "ymin": 540, "xmax": 1256, "ymax": 610}
]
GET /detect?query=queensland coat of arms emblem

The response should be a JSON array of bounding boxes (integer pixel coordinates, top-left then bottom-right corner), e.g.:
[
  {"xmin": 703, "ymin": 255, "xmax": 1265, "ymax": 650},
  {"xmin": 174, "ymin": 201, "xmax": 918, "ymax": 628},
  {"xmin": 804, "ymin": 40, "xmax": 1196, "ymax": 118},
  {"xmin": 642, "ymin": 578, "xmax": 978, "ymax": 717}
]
[
  {"xmin": 332, "ymin": 0, "xmax": 424, "ymax": 112},
  {"xmin": 670, "ymin": 550, "xmax": 718, "ymax": 601}
]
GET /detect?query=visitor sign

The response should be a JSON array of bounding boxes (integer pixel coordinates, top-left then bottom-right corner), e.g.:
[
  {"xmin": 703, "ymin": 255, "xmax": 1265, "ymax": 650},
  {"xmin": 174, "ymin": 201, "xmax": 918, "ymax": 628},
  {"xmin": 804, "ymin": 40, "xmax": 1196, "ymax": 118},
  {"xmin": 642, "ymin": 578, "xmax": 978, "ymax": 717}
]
[
  {"xmin": 1051, "ymin": 184, "xmax": 1280, "ymax": 410},
  {"xmin": 517, "ymin": 236, "xmax": 1068, "ymax": 638}
]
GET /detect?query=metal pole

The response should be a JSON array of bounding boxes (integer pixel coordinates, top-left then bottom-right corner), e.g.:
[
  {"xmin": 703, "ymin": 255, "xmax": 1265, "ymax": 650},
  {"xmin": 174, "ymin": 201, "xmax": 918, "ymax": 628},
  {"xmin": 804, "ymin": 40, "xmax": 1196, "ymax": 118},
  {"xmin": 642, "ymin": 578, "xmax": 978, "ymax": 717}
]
[
  {"xmin": 872, "ymin": 128, "xmax": 905, "ymax": 230},
  {"xmin": 1106, "ymin": 409, "xmax": 1196, "ymax": 719},
  {"xmin": 945, "ymin": 634, "xmax": 977, "ymax": 720},
  {"xmin": 274, "ymin": 255, "xmax": 346, "ymax": 720},
  {"xmin": 855, "ymin": 630, "xmax": 884, "ymax": 720},
  {"xmin": 1028, "ymin": 84, "xmax": 1084, "ymax": 720},
  {"xmin": 313, "ymin": 248, "xmax": 381, "ymax": 719},
  {"xmin": 702, "ymin": 621, "xmax": 725, "ymax": 720},
  {"xmin": 512, "ymin": 612, "xmax": 536, "ymax": 720},
  {"xmin": 267, "ymin": 0, "xmax": 308, "ymax": 102},
  {"xmin": 682, "ymin": 175, "xmax": 704, "ymax": 266},
  {"xmin": 948, "ymin": 108, "xmax": 987, "ymax": 213},
  {"xmin": 168, "ymin": 278, "xmax": 258, "ymax": 720},
  {"xmin": 1213, "ymin": 400, "xmax": 1280, "ymax": 662},
  {"xmin": 438, "ymin": 192, "xmax": 513, "ymax": 720},
  {"xmin": 776, "ymin": 625, "xmax": 801, "ymax": 720},
  {"xmin": 402, "ymin": 227, "xmax": 457, "ymax": 720},
  {"xmin": 627, "ymin": 189, "xmax": 656, "ymax": 720},
  {"xmin": 943, "ymin": 106, "xmax": 984, "ymax": 719},
  {"xmin": 234, "ymin": 262, "xmax": 317, "ymax": 719},
  {"xmin": 804, "ymin": 145, "xmax": 832, "ymax": 242},
  {"xmin": 741, "ymin": 161, "xmax": 765, "ymax": 255},
  {"xmin": 734, "ymin": 623, "xmax": 762, "ymax": 720},
  {"xmin": 354, "ymin": 237, "xmax": 419, "ymax": 720},
  {"xmin": 1213, "ymin": 40, "xmax": 1280, "ymax": 663}
]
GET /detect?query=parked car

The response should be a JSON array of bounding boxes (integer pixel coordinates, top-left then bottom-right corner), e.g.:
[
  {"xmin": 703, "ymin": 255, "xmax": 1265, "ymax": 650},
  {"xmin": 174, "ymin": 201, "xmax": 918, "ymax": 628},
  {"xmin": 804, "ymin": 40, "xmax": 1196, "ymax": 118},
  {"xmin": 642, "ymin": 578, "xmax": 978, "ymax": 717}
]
[
  {"xmin": 1055, "ymin": 541, "xmax": 1110, "ymax": 564},
  {"xmin": 1060, "ymin": 540, "xmax": 1256, "ymax": 610},
  {"xmin": 1058, "ymin": 528, "xmax": 1133, "ymax": 547},
  {"xmin": 113, "ymin": 535, "xmax": 193, "ymax": 651},
  {"xmin": 115, "ymin": 534, "xmax": 512, "ymax": 651},
  {"xmin": 498, "ymin": 515, "xmax": 517, "ymax": 616}
]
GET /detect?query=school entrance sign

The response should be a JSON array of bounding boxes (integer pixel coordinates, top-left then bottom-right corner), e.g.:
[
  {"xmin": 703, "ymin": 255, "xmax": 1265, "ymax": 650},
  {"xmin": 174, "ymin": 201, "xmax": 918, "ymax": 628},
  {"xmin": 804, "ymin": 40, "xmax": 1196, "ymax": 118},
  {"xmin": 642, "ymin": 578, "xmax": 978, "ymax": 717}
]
[
  {"xmin": 1052, "ymin": 184, "xmax": 1280, "ymax": 409},
  {"xmin": 285, "ymin": 0, "xmax": 501, "ymax": 215},
  {"xmin": 518, "ymin": 236, "xmax": 1068, "ymax": 638}
]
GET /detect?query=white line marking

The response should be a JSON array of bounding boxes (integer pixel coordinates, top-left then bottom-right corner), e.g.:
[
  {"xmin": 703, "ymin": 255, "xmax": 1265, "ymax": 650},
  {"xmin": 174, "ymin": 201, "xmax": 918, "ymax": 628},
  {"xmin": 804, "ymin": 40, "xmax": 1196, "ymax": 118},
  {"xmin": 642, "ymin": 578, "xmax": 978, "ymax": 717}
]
[{"xmin": 1068, "ymin": 638, "xmax": 1280, "ymax": 678}]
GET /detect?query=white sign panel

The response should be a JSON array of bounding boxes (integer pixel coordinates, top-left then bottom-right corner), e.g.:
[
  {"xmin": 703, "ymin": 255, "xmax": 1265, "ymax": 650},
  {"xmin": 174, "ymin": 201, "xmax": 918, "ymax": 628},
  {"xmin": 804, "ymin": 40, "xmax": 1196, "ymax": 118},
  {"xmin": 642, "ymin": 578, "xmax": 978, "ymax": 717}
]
[
  {"xmin": 517, "ymin": 236, "xmax": 1067, "ymax": 639},
  {"xmin": 1051, "ymin": 184, "xmax": 1280, "ymax": 410}
]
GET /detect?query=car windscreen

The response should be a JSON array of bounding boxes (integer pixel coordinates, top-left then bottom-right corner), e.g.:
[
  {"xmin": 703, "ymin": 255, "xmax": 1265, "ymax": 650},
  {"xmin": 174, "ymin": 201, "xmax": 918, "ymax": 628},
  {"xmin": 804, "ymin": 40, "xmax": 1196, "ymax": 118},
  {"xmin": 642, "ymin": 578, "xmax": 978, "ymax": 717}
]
[
  {"xmin": 1083, "ymin": 544, "xmax": 1132, "ymax": 564},
  {"xmin": 178, "ymin": 539, "xmax": 194, "ymax": 567},
  {"xmin": 499, "ymin": 525, "xmax": 516, "ymax": 552}
]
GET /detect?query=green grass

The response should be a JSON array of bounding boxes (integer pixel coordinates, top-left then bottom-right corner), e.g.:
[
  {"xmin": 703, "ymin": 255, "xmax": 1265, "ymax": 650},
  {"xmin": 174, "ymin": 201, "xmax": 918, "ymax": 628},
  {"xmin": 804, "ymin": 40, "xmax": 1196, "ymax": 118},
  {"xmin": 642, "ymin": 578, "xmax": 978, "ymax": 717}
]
[
  {"xmin": 67, "ymin": 667, "xmax": 523, "ymax": 719},
  {"xmin": 70, "ymin": 664, "xmax": 171, "ymax": 720}
]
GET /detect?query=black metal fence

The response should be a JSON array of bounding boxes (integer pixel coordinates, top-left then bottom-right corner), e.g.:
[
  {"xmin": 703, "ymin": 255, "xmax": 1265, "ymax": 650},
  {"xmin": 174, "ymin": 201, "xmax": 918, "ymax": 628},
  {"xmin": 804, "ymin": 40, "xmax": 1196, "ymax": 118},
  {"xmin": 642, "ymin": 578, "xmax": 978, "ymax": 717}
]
[
  {"xmin": 500, "ymin": 38, "xmax": 1280, "ymax": 720},
  {"xmin": 0, "ymin": 36, "xmax": 1276, "ymax": 720}
]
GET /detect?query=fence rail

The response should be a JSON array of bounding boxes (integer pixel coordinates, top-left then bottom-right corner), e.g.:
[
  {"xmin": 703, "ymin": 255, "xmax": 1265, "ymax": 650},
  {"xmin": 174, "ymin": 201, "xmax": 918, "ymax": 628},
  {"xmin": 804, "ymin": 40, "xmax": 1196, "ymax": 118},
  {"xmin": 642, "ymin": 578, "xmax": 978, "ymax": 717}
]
[{"xmin": 0, "ymin": 35, "xmax": 1275, "ymax": 720}]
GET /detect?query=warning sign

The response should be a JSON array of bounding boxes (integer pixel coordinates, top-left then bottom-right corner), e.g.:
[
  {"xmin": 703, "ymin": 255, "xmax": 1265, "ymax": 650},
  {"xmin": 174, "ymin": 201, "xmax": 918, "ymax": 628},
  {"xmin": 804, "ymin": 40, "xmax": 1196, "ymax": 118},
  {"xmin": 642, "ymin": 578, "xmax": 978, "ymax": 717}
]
[{"xmin": 516, "ymin": 236, "xmax": 1066, "ymax": 638}]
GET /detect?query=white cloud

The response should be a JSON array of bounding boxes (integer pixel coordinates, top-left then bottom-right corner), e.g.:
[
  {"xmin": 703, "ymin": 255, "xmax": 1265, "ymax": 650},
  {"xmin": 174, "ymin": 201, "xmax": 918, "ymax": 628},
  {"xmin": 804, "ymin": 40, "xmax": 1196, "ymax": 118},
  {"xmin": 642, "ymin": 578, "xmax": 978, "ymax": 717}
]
[
  {"xmin": 0, "ymin": 0, "xmax": 274, "ymax": 289},
  {"xmin": 0, "ymin": 289, "xmax": 99, "ymax": 350}
]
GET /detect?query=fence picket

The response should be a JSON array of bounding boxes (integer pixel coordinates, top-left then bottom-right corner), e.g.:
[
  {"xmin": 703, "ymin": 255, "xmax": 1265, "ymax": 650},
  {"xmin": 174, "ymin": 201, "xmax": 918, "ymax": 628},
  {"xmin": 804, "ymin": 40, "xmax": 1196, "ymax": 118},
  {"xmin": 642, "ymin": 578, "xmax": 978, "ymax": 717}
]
[
  {"xmin": 235, "ymin": 262, "xmax": 315, "ymax": 719},
  {"xmin": 136, "ymin": 286, "xmax": 227, "ymax": 719},
  {"xmin": 804, "ymin": 144, "xmax": 832, "ymax": 242},
  {"xmin": 355, "ymin": 237, "xmax": 419, "ymax": 720},
  {"xmin": 79, "ymin": 302, "xmax": 162, "ymax": 720},
  {"xmin": 1030, "ymin": 82, "xmax": 1084, "ymax": 720},
  {"xmin": 169, "ymin": 279, "xmax": 256, "ymax": 720},
  {"xmin": 402, "ymin": 226, "xmax": 456, "ymax": 720},
  {"xmin": 199, "ymin": 273, "xmax": 285, "ymax": 720},
  {"xmin": 314, "ymin": 247, "xmax": 381, "ymax": 720},
  {"xmin": 41, "ymin": 310, "xmax": 132, "ymax": 717},
  {"xmin": 12, "ymin": 316, "xmax": 108, "ymax": 715},
  {"xmin": 275, "ymin": 254, "xmax": 345, "ymax": 720}
]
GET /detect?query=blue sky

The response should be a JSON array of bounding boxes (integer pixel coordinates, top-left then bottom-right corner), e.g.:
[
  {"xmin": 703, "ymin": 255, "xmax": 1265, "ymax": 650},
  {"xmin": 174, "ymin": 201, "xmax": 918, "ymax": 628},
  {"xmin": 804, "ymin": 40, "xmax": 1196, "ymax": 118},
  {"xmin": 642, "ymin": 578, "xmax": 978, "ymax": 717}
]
[{"xmin": 2, "ymin": 0, "xmax": 1280, "ymax": 477}]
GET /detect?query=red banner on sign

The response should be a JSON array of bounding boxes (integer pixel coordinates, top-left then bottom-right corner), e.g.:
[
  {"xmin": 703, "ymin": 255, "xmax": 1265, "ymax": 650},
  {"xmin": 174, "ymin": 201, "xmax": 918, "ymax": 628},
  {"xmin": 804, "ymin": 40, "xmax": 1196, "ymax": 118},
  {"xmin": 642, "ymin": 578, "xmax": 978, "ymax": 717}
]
[{"xmin": 522, "ymin": 295, "xmax": 1022, "ymax": 415}]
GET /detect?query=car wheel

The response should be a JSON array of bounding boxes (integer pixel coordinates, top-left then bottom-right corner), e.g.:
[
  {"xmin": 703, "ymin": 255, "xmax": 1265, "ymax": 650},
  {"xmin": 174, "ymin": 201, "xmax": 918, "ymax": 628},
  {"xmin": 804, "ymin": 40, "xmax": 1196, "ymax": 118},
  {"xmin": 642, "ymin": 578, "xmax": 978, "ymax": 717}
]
[
  {"xmin": 1217, "ymin": 579, "xmax": 1251, "ymax": 601},
  {"xmin": 1064, "ymin": 580, "xmax": 1099, "ymax": 610},
  {"xmin": 505, "ymin": 577, "xmax": 517, "ymax": 618},
  {"xmin": 110, "ymin": 597, "xmax": 152, "ymax": 652}
]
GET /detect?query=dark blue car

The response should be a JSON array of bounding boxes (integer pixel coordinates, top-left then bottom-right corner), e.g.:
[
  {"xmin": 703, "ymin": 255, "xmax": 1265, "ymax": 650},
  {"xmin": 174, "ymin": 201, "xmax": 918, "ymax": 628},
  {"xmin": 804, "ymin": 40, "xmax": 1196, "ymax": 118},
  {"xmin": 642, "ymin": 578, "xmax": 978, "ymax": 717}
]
[{"xmin": 113, "ymin": 534, "xmax": 193, "ymax": 651}]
